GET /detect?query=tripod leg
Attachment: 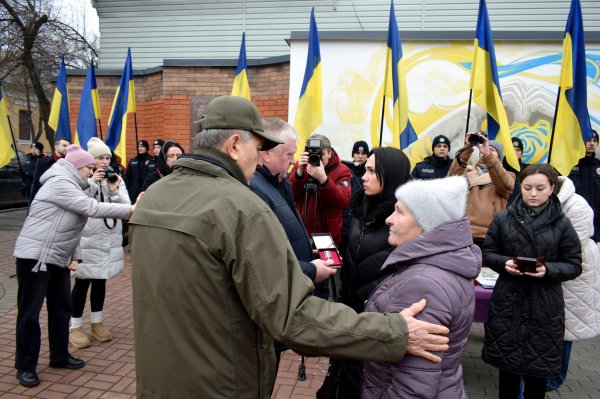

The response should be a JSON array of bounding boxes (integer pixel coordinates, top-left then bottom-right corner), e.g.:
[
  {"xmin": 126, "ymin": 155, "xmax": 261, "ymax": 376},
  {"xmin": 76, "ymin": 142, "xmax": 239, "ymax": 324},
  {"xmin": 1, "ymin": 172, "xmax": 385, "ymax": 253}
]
[
  {"xmin": 298, "ymin": 356, "xmax": 306, "ymax": 381},
  {"xmin": 330, "ymin": 275, "xmax": 338, "ymax": 302}
]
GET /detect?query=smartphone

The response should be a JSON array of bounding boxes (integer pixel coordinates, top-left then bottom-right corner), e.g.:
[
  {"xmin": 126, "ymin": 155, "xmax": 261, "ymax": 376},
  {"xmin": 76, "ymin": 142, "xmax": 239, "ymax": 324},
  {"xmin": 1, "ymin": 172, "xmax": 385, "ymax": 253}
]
[{"xmin": 514, "ymin": 256, "xmax": 541, "ymax": 273}]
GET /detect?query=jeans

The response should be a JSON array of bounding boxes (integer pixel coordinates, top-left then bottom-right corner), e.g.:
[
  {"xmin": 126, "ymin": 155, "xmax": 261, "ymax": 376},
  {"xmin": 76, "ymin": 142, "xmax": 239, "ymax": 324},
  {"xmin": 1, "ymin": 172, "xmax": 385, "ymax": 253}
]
[{"xmin": 547, "ymin": 340, "xmax": 573, "ymax": 390}]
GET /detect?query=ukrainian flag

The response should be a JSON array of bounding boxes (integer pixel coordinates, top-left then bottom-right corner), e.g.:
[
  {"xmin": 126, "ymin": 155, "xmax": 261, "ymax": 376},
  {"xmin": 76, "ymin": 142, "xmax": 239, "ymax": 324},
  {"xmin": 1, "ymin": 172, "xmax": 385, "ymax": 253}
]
[
  {"xmin": 470, "ymin": 0, "xmax": 519, "ymax": 171},
  {"xmin": 231, "ymin": 32, "xmax": 251, "ymax": 100},
  {"xmin": 384, "ymin": 0, "xmax": 417, "ymax": 150},
  {"xmin": 48, "ymin": 56, "xmax": 72, "ymax": 141},
  {"xmin": 551, "ymin": 0, "xmax": 593, "ymax": 176},
  {"xmin": 106, "ymin": 48, "xmax": 136, "ymax": 165},
  {"xmin": 0, "ymin": 82, "xmax": 15, "ymax": 168},
  {"xmin": 293, "ymin": 7, "xmax": 322, "ymax": 158},
  {"xmin": 75, "ymin": 61, "xmax": 101, "ymax": 150}
]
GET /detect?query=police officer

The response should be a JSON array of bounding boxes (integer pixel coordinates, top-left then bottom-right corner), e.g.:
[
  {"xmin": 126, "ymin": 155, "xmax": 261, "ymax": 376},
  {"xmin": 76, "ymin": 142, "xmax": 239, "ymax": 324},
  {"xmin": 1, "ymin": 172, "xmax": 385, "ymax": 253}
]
[
  {"xmin": 411, "ymin": 134, "xmax": 452, "ymax": 179},
  {"xmin": 124, "ymin": 140, "xmax": 151, "ymax": 204},
  {"xmin": 502, "ymin": 137, "xmax": 529, "ymax": 205},
  {"xmin": 568, "ymin": 129, "xmax": 600, "ymax": 242},
  {"xmin": 341, "ymin": 140, "xmax": 370, "ymax": 253}
]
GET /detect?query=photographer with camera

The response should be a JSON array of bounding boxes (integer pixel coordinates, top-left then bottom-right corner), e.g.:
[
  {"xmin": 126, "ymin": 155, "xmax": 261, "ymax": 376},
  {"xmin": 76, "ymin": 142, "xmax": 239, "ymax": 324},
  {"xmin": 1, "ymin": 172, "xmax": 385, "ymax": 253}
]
[
  {"xmin": 448, "ymin": 131, "xmax": 515, "ymax": 247},
  {"xmin": 290, "ymin": 134, "xmax": 351, "ymax": 247},
  {"xmin": 68, "ymin": 137, "xmax": 131, "ymax": 350}
]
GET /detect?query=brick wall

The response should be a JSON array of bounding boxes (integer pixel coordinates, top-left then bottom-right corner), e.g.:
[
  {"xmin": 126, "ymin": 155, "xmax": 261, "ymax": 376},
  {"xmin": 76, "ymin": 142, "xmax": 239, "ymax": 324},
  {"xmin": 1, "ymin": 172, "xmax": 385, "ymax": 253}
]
[{"xmin": 67, "ymin": 61, "xmax": 290, "ymax": 162}]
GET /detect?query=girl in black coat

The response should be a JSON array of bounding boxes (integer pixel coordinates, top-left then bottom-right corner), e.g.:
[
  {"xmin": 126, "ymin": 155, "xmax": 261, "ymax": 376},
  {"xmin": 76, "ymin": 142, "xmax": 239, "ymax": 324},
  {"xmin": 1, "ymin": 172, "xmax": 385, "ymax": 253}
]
[
  {"xmin": 482, "ymin": 164, "xmax": 582, "ymax": 399},
  {"xmin": 318, "ymin": 147, "xmax": 410, "ymax": 399}
]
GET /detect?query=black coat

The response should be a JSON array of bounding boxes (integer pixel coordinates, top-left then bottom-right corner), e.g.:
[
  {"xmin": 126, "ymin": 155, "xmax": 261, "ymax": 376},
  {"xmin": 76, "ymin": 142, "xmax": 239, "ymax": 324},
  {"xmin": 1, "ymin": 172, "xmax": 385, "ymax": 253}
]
[
  {"xmin": 124, "ymin": 152, "xmax": 151, "ymax": 203},
  {"xmin": 250, "ymin": 166, "xmax": 328, "ymax": 299},
  {"xmin": 341, "ymin": 191, "xmax": 395, "ymax": 313},
  {"xmin": 568, "ymin": 155, "xmax": 600, "ymax": 242},
  {"xmin": 23, "ymin": 154, "xmax": 49, "ymax": 202},
  {"xmin": 410, "ymin": 155, "xmax": 452, "ymax": 180},
  {"xmin": 482, "ymin": 195, "xmax": 582, "ymax": 378},
  {"xmin": 341, "ymin": 160, "xmax": 366, "ymax": 241},
  {"xmin": 502, "ymin": 158, "xmax": 528, "ymax": 206}
]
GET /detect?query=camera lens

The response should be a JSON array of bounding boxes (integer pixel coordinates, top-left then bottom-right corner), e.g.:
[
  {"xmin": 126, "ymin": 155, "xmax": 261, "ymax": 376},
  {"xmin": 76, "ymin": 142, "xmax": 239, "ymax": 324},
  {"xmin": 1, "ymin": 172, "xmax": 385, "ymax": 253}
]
[
  {"xmin": 104, "ymin": 166, "xmax": 119, "ymax": 183},
  {"xmin": 308, "ymin": 153, "xmax": 321, "ymax": 167},
  {"xmin": 468, "ymin": 133, "xmax": 485, "ymax": 146}
]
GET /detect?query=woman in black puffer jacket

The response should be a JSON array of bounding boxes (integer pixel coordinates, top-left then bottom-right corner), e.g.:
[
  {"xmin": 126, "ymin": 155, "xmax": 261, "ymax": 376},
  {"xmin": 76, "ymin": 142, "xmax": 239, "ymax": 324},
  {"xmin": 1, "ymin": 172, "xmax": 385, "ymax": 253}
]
[
  {"xmin": 482, "ymin": 164, "xmax": 582, "ymax": 399},
  {"xmin": 317, "ymin": 147, "xmax": 410, "ymax": 399}
]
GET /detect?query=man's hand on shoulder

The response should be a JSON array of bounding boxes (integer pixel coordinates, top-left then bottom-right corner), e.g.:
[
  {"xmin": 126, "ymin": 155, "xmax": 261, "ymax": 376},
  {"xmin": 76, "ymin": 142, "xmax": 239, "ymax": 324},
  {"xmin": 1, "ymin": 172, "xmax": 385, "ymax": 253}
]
[{"xmin": 400, "ymin": 299, "xmax": 449, "ymax": 363}]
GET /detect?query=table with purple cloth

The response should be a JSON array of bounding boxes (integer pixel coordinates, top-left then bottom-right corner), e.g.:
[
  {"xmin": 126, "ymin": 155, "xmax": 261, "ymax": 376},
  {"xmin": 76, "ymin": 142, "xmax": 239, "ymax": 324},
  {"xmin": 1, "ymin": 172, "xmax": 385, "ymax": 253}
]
[{"xmin": 473, "ymin": 284, "xmax": 493, "ymax": 323}]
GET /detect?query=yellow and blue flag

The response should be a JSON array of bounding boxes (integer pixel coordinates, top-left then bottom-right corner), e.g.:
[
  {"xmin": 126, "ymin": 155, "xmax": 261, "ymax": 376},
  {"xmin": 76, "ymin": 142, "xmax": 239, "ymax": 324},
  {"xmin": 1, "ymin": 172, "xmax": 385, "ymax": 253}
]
[
  {"xmin": 106, "ymin": 48, "xmax": 136, "ymax": 165},
  {"xmin": 75, "ymin": 61, "xmax": 101, "ymax": 150},
  {"xmin": 48, "ymin": 56, "xmax": 72, "ymax": 141},
  {"xmin": 384, "ymin": 0, "xmax": 417, "ymax": 150},
  {"xmin": 470, "ymin": 0, "xmax": 519, "ymax": 171},
  {"xmin": 0, "ymin": 82, "xmax": 15, "ymax": 168},
  {"xmin": 551, "ymin": 0, "xmax": 593, "ymax": 176},
  {"xmin": 231, "ymin": 32, "xmax": 251, "ymax": 100},
  {"xmin": 294, "ymin": 7, "xmax": 322, "ymax": 158}
]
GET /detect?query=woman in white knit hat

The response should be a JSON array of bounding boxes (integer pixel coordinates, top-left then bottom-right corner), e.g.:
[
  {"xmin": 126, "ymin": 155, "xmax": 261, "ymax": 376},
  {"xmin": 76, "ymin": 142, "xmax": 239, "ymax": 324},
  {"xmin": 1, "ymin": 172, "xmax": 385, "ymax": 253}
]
[
  {"xmin": 361, "ymin": 176, "xmax": 481, "ymax": 399},
  {"xmin": 69, "ymin": 137, "xmax": 131, "ymax": 349},
  {"xmin": 13, "ymin": 144, "xmax": 134, "ymax": 388}
]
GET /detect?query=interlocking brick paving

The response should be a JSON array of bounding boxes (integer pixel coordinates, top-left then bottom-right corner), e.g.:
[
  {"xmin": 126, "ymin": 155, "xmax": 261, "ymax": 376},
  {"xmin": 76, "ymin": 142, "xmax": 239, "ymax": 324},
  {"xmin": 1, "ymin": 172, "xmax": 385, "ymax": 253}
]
[{"xmin": 1, "ymin": 208, "xmax": 599, "ymax": 398}]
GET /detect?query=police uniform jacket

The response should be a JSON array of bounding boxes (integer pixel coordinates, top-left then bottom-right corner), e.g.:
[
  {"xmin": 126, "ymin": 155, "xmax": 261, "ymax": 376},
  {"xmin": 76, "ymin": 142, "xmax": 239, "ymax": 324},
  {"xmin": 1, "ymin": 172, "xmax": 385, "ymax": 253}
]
[{"xmin": 568, "ymin": 154, "xmax": 600, "ymax": 242}]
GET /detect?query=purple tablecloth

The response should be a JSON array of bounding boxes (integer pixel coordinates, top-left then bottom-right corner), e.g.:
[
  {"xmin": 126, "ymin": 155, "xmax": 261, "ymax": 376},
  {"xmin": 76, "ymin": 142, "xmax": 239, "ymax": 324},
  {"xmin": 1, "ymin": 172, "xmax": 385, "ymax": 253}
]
[{"xmin": 473, "ymin": 284, "xmax": 493, "ymax": 323}]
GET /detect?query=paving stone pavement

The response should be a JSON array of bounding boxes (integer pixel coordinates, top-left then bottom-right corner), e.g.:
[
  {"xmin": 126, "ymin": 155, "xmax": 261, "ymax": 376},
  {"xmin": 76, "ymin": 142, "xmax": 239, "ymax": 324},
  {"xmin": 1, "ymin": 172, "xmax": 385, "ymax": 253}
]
[{"xmin": 0, "ymin": 208, "xmax": 599, "ymax": 398}]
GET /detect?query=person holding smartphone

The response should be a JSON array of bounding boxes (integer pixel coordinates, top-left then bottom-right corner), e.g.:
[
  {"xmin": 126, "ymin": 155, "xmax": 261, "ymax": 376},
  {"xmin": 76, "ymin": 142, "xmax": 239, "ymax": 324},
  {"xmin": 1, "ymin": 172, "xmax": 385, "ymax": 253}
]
[
  {"xmin": 448, "ymin": 131, "xmax": 515, "ymax": 248},
  {"xmin": 482, "ymin": 164, "xmax": 582, "ymax": 399}
]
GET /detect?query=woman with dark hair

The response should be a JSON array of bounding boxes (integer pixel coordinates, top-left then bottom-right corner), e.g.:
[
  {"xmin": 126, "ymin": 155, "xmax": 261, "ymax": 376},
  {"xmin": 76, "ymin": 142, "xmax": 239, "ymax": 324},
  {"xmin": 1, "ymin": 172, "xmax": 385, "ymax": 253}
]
[
  {"xmin": 141, "ymin": 140, "xmax": 183, "ymax": 191},
  {"xmin": 318, "ymin": 146, "xmax": 411, "ymax": 399},
  {"xmin": 482, "ymin": 164, "xmax": 582, "ymax": 399}
]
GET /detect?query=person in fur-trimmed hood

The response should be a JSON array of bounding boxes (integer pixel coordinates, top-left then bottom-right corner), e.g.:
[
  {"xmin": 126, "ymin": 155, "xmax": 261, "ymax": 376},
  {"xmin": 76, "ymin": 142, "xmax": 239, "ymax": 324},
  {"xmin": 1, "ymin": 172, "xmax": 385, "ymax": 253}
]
[
  {"xmin": 448, "ymin": 132, "xmax": 515, "ymax": 246},
  {"xmin": 362, "ymin": 176, "xmax": 481, "ymax": 399}
]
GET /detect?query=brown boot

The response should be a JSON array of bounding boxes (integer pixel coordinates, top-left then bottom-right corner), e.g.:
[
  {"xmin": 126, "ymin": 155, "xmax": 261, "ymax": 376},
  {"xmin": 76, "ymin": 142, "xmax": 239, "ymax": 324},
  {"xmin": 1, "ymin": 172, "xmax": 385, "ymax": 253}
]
[
  {"xmin": 69, "ymin": 327, "xmax": 91, "ymax": 349},
  {"xmin": 91, "ymin": 322, "xmax": 112, "ymax": 342}
]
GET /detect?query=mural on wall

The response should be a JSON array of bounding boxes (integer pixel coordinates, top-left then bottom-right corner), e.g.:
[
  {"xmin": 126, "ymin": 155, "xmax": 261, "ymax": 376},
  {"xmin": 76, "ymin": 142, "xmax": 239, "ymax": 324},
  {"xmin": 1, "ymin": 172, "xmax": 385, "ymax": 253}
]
[{"xmin": 288, "ymin": 40, "xmax": 600, "ymax": 165}]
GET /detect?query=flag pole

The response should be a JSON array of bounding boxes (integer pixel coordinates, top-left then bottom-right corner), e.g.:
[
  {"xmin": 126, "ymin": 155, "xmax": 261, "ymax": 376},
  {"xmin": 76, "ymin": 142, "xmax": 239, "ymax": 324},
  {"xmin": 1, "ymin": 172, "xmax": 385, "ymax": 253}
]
[
  {"xmin": 98, "ymin": 119, "xmax": 103, "ymax": 140},
  {"xmin": 378, "ymin": 96, "xmax": 386, "ymax": 148},
  {"xmin": 465, "ymin": 89, "xmax": 473, "ymax": 138},
  {"xmin": 133, "ymin": 111, "xmax": 141, "ymax": 180},
  {"xmin": 379, "ymin": 59, "xmax": 389, "ymax": 147},
  {"xmin": 6, "ymin": 114, "xmax": 25, "ymax": 179},
  {"xmin": 547, "ymin": 87, "xmax": 562, "ymax": 164}
]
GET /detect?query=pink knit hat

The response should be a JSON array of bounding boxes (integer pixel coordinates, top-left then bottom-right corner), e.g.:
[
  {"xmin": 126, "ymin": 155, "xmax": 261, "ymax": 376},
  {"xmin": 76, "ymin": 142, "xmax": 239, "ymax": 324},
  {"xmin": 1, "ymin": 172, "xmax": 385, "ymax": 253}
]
[{"xmin": 65, "ymin": 144, "xmax": 95, "ymax": 169}]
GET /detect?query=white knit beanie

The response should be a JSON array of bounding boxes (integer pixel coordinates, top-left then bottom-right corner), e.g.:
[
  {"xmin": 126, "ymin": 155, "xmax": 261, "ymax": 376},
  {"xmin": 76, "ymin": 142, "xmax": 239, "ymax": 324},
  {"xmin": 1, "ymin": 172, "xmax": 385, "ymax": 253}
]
[
  {"xmin": 394, "ymin": 176, "xmax": 468, "ymax": 232},
  {"xmin": 87, "ymin": 137, "xmax": 111, "ymax": 159}
]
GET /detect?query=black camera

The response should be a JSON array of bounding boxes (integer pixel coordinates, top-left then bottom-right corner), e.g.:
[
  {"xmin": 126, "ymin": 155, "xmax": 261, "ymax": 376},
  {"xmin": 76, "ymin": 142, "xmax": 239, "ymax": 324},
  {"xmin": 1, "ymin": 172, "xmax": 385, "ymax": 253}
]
[
  {"xmin": 468, "ymin": 131, "xmax": 488, "ymax": 146},
  {"xmin": 305, "ymin": 138, "xmax": 323, "ymax": 167},
  {"xmin": 103, "ymin": 166, "xmax": 119, "ymax": 183}
]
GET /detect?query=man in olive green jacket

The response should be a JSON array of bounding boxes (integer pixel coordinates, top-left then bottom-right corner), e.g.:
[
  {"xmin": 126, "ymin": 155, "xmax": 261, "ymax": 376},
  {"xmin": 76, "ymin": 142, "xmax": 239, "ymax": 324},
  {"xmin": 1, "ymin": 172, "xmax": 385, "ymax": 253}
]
[{"xmin": 130, "ymin": 96, "xmax": 449, "ymax": 399}]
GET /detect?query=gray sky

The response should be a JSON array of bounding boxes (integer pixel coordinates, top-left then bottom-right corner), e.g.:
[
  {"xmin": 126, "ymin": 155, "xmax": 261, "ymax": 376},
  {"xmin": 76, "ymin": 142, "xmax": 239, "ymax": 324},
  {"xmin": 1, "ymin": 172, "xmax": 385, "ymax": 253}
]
[{"xmin": 59, "ymin": 0, "xmax": 100, "ymax": 37}]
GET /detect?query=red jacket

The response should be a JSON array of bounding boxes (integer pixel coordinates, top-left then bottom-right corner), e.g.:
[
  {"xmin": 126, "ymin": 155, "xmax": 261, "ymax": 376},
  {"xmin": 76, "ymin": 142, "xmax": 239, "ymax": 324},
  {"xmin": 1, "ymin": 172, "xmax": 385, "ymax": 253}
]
[{"xmin": 289, "ymin": 150, "xmax": 351, "ymax": 245}]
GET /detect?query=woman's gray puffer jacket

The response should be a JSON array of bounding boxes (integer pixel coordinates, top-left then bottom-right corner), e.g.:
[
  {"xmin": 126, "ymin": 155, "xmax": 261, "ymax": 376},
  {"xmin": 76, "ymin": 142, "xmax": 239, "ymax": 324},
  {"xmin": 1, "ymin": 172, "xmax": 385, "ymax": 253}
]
[{"xmin": 13, "ymin": 159, "xmax": 132, "ymax": 272}]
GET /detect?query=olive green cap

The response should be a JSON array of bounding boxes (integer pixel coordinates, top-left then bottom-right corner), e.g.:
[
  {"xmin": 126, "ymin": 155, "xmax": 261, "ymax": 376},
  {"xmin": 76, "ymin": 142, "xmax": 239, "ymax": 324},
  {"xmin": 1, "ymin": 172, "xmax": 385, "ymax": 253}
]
[{"xmin": 198, "ymin": 96, "xmax": 284, "ymax": 150}]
